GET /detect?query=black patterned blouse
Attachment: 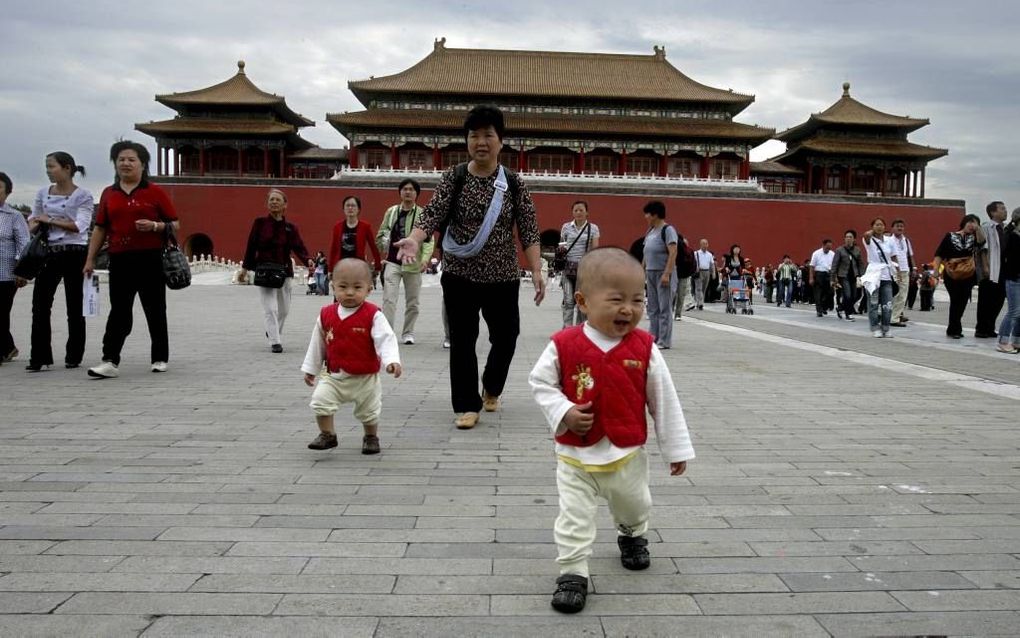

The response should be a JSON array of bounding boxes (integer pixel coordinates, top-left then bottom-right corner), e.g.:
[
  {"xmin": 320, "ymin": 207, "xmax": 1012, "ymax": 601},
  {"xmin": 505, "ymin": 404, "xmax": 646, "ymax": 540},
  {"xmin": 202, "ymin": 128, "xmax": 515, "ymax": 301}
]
[{"xmin": 416, "ymin": 166, "xmax": 540, "ymax": 284}]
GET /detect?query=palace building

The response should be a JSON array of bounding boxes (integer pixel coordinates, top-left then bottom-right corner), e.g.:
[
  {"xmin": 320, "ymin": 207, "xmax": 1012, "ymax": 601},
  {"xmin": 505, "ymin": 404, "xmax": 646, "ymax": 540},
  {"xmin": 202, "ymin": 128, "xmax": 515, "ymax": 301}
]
[
  {"xmin": 136, "ymin": 61, "xmax": 345, "ymax": 180},
  {"xmin": 327, "ymin": 39, "xmax": 774, "ymax": 180},
  {"xmin": 753, "ymin": 83, "xmax": 948, "ymax": 197}
]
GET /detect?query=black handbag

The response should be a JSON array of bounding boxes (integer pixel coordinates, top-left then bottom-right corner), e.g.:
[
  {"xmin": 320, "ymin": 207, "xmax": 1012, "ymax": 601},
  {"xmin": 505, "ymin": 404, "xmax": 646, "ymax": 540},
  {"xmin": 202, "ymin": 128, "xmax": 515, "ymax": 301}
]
[
  {"xmin": 873, "ymin": 239, "xmax": 900, "ymax": 297},
  {"xmin": 13, "ymin": 225, "xmax": 49, "ymax": 280},
  {"xmin": 162, "ymin": 224, "xmax": 191, "ymax": 290},
  {"xmin": 555, "ymin": 223, "xmax": 590, "ymax": 275},
  {"xmin": 254, "ymin": 262, "xmax": 287, "ymax": 288}
]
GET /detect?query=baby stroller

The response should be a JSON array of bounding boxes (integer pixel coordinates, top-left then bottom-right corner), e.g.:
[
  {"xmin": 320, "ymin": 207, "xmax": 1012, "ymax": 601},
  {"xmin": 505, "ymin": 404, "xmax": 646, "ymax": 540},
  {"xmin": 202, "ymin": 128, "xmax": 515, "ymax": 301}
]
[
  {"xmin": 726, "ymin": 278, "xmax": 754, "ymax": 314},
  {"xmin": 305, "ymin": 273, "xmax": 318, "ymax": 295}
]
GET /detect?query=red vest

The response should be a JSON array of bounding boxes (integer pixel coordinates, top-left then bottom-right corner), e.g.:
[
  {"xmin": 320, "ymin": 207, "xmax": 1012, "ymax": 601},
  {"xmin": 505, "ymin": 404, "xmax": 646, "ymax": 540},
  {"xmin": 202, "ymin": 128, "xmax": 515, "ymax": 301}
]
[
  {"xmin": 552, "ymin": 326, "xmax": 653, "ymax": 448},
  {"xmin": 320, "ymin": 302, "xmax": 381, "ymax": 375}
]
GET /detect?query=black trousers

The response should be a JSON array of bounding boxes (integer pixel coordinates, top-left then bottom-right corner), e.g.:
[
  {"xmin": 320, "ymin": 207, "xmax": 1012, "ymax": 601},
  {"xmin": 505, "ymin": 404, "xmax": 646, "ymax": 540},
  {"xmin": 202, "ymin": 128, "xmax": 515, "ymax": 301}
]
[
  {"xmin": 943, "ymin": 276, "xmax": 975, "ymax": 337},
  {"xmin": 813, "ymin": 272, "xmax": 832, "ymax": 314},
  {"xmin": 975, "ymin": 277, "xmax": 1006, "ymax": 335},
  {"xmin": 920, "ymin": 289, "xmax": 934, "ymax": 311},
  {"xmin": 102, "ymin": 250, "xmax": 168, "ymax": 365},
  {"xmin": 907, "ymin": 280, "xmax": 918, "ymax": 309},
  {"xmin": 31, "ymin": 247, "xmax": 87, "ymax": 366},
  {"xmin": 0, "ymin": 281, "xmax": 17, "ymax": 357},
  {"xmin": 441, "ymin": 272, "xmax": 520, "ymax": 413}
]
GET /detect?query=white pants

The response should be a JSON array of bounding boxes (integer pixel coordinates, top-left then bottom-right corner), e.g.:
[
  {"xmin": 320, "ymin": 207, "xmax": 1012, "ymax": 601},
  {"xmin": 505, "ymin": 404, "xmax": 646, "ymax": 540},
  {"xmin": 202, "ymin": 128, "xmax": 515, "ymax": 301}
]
[
  {"xmin": 382, "ymin": 262, "xmax": 421, "ymax": 338},
  {"xmin": 554, "ymin": 449, "xmax": 652, "ymax": 578},
  {"xmin": 309, "ymin": 372, "xmax": 382, "ymax": 424},
  {"xmin": 259, "ymin": 277, "xmax": 292, "ymax": 345},
  {"xmin": 892, "ymin": 270, "xmax": 910, "ymax": 321}
]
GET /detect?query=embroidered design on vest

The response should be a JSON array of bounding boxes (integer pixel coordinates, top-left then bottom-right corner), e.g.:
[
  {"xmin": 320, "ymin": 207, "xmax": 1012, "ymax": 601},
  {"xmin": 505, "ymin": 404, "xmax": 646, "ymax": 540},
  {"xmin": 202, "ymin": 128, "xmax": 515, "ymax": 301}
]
[
  {"xmin": 325, "ymin": 327, "xmax": 335, "ymax": 344},
  {"xmin": 571, "ymin": 364, "xmax": 594, "ymax": 401},
  {"xmin": 622, "ymin": 359, "xmax": 644, "ymax": 369}
]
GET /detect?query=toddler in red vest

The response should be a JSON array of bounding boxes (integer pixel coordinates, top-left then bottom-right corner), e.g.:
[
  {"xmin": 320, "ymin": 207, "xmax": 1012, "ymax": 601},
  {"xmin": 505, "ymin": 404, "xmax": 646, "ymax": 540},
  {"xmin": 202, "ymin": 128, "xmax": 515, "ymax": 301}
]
[
  {"xmin": 301, "ymin": 258, "xmax": 401, "ymax": 454},
  {"xmin": 529, "ymin": 247, "xmax": 694, "ymax": 614}
]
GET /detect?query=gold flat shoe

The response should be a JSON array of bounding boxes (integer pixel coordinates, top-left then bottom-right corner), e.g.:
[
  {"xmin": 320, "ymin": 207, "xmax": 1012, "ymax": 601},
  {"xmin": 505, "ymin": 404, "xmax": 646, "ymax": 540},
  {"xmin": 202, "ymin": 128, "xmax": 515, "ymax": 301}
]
[
  {"xmin": 454, "ymin": 412, "xmax": 480, "ymax": 429},
  {"xmin": 482, "ymin": 391, "xmax": 500, "ymax": 412}
]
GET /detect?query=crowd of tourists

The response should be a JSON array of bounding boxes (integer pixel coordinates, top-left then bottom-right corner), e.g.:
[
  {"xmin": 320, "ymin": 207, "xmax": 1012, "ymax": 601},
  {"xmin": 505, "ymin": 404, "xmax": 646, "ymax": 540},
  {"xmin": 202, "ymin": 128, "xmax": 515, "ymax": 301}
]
[{"xmin": 2, "ymin": 103, "xmax": 1017, "ymax": 615}]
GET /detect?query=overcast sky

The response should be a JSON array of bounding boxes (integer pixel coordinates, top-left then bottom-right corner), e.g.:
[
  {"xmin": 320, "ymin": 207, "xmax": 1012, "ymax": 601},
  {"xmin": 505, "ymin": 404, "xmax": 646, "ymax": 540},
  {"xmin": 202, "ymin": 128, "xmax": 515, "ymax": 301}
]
[{"xmin": 2, "ymin": 0, "xmax": 1017, "ymax": 211}]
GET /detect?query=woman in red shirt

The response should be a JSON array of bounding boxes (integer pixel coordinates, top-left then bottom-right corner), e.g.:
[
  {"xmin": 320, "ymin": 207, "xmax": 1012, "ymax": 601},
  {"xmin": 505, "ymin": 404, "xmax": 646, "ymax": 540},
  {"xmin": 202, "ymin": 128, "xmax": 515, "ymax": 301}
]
[
  {"xmin": 328, "ymin": 196, "xmax": 382, "ymax": 277},
  {"xmin": 84, "ymin": 141, "xmax": 178, "ymax": 379}
]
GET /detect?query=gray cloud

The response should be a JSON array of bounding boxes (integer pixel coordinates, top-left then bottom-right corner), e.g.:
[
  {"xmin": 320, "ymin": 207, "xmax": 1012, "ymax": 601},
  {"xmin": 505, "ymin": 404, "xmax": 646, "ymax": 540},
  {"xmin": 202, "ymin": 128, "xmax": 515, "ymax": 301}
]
[{"xmin": 2, "ymin": 0, "xmax": 1016, "ymax": 212}]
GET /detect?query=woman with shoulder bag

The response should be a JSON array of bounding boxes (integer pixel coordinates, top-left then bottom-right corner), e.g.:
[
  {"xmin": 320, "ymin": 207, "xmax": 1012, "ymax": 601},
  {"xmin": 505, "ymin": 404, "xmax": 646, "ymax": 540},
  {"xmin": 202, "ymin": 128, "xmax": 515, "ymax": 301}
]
[
  {"xmin": 558, "ymin": 201, "xmax": 599, "ymax": 327},
  {"xmin": 240, "ymin": 188, "xmax": 312, "ymax": 354},
  {"xmin": 931, "ymin": 213, "xmax": 984, "ymax": 339},
  {"xmin": 84, "ymin": 141, "xmax": 178, "ymax": 378},
  {"xmin": 861, "ymin": 217, "xmax": 899, "ymax": 338},
  {"xmin": 26, "ymin": 151, "xmax": 94, "ymax": 371}
]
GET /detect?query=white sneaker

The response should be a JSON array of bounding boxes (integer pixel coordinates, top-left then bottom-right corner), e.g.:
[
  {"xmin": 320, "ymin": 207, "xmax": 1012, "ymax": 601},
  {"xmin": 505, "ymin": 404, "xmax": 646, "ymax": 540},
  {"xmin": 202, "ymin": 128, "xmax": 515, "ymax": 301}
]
[
  {"xmin": 87, "ymin": 361, "xmax": 119, "ymax": 378},
  {"xmin": 872, "ymin": 330, "xmax": 883, "ymax": 338},
  {"xmin": 402, "ymin": 334, "xmax": 415, "ymax": 345},
  {"xmin": 442, "ymin": 339, "xmax": 451, "ymax": 349},
  {"xmin": 151, "ymin": 362, "xmax": 167, "ymax": 373}
]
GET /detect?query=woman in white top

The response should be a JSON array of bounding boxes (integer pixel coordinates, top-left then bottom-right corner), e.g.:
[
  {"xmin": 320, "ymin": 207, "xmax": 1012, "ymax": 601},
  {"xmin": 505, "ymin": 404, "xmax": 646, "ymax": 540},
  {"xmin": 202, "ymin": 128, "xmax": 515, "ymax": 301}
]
[
  {"xmin": 861, "ymin": 217, "xmax": 899, "ymax": 338},
  {"xmin": 558, "ymin": 200, "xmax": 599, "ymax": 327},
  {"xmin": 26, "ymin": 152, "xmax": 94, "ymax": 371}
]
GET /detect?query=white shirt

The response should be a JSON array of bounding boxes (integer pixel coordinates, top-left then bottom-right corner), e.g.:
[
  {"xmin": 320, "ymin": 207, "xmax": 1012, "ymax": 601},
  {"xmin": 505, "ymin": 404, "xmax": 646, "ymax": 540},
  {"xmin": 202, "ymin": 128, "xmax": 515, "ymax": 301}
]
[
  {"xmin": 300, "ymin": 304, "xmax": 400, "ymax": 377},
  {"xmin": 885, "ymin": 233, "xmax": 913, "ymax": 273},
  {"xmin": 865, "ymin": 236, "xmax": 897, "ymax": 281},
  {"xmin": 809, "ymin": 248, "xmax": 835, "ymax": 272},
  {"xmin": 695, "ymin": 249, "xmax": 714, "ymax": 270},
  {"xmin": 30, "ymin": 186, "xmax": 93, "ymax": 246},
  {"xmin": 528, "ymin": 323, "xmax": 695, "ymax": 469}
]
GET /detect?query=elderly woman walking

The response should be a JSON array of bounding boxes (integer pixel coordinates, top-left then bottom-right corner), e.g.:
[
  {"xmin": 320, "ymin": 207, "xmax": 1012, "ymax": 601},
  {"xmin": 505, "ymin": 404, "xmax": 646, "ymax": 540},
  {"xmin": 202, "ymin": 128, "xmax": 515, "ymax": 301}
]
[
  {"xmin": 395, "ymin": 104, "xmax": 545, "ymax": 429},
  {"xmin": 641, "ymin": 200, "xmax": 678, "ymax": 349},
  {"xmin": 0, "ymin": 172, "xmax": 30, "ymax": 366}
]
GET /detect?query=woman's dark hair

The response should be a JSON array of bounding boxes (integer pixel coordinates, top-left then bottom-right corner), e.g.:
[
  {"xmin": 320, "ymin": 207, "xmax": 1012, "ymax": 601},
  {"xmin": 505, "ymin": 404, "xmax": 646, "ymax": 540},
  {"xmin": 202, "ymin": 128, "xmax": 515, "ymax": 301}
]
[
  {"xmin": 397, "ymin": 178, "xmax": 421, "ymax": 196},
  {"xmin": 0, "ymin": 172, "xmax": 11, "ymax": 195},
  {"xmin": 642, "ymin": 200, "xmax": 666, "ymax": 218},
  {"xmin": 47, "ymin": 151, "xmax": 85, "ymax": 178},
  {"xmin": 342, "ymin": 195, "xmax": 362, "ymax": 210},
  {"xmin": 572, "ymin": 200, "xmax": 589, "ymax": 211},
  {"xmin": 108, "ymin": 140, "xmax": 150, "ymax": 181},
  {"xmin": 844, "ymin": 229, "xmax": 857, "ymax": 238},
  {"xmin": 729, "ymin": 244, "xmax": 742, "ymax": 256},
  {"xmin": 959, "ymin": 213, "xmax": 980, "ymax": 229},
  {"xmin": 870, "ymin": 216, "xmax": 886, "ymax": 227},
  {"xmin": 463, "ymin": 104, "xmax": 505, "ymax": 140}
]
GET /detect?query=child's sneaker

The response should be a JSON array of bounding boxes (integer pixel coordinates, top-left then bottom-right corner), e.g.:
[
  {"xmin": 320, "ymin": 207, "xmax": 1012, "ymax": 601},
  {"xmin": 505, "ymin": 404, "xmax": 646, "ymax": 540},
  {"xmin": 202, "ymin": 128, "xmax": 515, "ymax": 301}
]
[
  {"xmin": 362, "ymin": 434, "xmax": 380, "ymax": 455},
  {"xmin": 550, "ymin": 574, "xmax": 588, "ymax": 613},
  {"xmin": 618, "ymin": 535, "xmax": 650, "ymax": 570},
  {"xmin": 308, "ymin": 433, "xmax": 338, "ymax": 450}
]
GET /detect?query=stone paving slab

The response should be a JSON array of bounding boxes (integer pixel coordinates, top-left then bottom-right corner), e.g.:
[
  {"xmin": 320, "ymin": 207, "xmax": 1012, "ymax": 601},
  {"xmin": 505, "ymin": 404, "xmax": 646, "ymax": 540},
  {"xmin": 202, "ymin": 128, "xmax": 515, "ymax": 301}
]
[{"xmin": 1, "ymin": 282, "xmax": 1019, "ymax": 635}]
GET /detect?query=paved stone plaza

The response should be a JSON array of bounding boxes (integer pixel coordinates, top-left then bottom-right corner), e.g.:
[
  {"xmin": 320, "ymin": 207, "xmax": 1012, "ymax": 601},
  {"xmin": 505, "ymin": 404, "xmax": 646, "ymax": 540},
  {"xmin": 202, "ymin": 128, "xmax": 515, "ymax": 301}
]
[{"xmin": 1, "ymin": 274, "xmax": 1018, "ymax": 637}]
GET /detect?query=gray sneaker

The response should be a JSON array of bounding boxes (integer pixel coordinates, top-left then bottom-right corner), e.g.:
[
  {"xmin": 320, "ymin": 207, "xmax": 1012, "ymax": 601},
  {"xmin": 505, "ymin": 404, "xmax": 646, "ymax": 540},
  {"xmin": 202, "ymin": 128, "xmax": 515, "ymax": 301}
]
[{"xmin": 87, "ymin": 361, "xmax": 119, "ymax": 378}]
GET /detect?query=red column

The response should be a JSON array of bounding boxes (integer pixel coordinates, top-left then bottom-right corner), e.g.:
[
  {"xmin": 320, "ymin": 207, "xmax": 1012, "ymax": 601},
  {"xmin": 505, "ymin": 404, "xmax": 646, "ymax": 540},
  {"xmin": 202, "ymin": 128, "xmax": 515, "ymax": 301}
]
[
  {"xmin": 156, "ymin": 145, "xmax": 163, "ymax": 176},
  {"xmin": 658, "ymin": 153, "xmax": 668, "ymax": 177},
  {"xmin": 699, "ymin": 156, "xmax": 710, "ymax": 179},
  {"xmin": 237, "ymin": 147, "xmax": 244, "ymax": 177},
  {"xmin": 390, "ymin": 144, "xmax": 399, "ymax": 169},
  {"xmin": 432, "ymin": 144, "xmax": 440, "ymax": 170},
  {"xmin": 805, "ymin": 163, "xmax": 812, "ymax": 193},
  {"xmin": 518, "ymin": 148, "xmax": 526, "ymax": 171},
  {"xmin": 577, "ymin": 149, "xmax": 585, "ymax": 175},
  {"xmin": 349, "ymin": 146, "xmax": 359, "ymax": 169},
  {"xmin": 820, "ymin": 165, "xmax": 827, "ymax": 193},
  {"xmin": 173, "ymin": 148, "xmax": 179, "ymax": 176},
  {"xmin": 198, "ymin": 147, "xmax": 206, "ymax": 176},
  {"xmin": 263, "ymin": 147, "xmax": 270, "ymax": 177},
  {"xmin": 618, "ymin": 150, "xmax": 627, "ymax": 175},
  {"xmin": 279, "ymin": 151, "xmax": 286, "ymax": 178},
  {"xmin": 846, "ymin": 166, "xmax": 852, "ymax": 194},
  {"xmin": 740, "ymin": 157, "xmax": 750, "ymax": 180},
  {"xmin": 920, "ymin": 167, "xmax": 926, "ymax": 198},
  {"xmin": 878, "ymin": 168, "xmax": 887, "ymax": 196}
]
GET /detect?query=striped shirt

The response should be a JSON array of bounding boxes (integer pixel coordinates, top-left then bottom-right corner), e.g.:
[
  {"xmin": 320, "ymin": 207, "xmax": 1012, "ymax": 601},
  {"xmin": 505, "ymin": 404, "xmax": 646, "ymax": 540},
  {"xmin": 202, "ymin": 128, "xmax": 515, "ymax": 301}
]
[{"xmin": 0, "ymin": 204, "xmax": 31, "ymax": 282}]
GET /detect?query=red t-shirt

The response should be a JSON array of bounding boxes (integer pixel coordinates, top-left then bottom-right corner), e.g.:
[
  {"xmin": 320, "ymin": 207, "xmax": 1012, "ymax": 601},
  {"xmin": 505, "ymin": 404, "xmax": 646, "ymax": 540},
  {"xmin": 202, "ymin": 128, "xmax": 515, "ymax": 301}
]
[{"xmin": 96, "ymin": 181, "xmax": 178, "ymax": 253}]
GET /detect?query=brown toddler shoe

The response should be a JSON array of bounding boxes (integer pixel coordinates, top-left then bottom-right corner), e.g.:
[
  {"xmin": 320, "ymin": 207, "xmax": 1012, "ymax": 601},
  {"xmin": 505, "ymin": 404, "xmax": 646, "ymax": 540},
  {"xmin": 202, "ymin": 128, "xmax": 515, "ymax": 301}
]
[
  {"xmin": 362, "ymin": 434, "xmax": 380, "ymax": 455},
  {"xmin": 307, "ymin": 432, "xmax": 338, "ymax": 450}
]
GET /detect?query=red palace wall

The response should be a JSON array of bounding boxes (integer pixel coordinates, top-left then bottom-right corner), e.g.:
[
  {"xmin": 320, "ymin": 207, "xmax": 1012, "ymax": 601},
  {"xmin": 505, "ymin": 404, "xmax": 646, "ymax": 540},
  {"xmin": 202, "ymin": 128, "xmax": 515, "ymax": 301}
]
[{"xmin": 158, "ymin": 181, "xmax": 964, "ymax": 270}]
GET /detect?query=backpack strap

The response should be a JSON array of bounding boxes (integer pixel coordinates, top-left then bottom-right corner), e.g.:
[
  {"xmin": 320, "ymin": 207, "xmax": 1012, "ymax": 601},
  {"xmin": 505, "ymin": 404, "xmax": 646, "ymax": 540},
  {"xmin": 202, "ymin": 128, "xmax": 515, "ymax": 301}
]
[{"xmin": 444, "ymin": 163, "xmax": 519, "ymax": 234}]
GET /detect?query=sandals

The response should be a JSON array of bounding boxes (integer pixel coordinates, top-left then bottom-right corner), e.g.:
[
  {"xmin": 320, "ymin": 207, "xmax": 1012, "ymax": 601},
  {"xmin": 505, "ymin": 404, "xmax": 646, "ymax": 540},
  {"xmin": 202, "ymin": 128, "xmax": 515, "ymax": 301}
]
[
  {"xmin": 550, "ymin": 574, "xmax": 588, "ymax": 613},
  {"xmin": 618, "ymin": 535, "xmax": 650, "ymax": 570}
]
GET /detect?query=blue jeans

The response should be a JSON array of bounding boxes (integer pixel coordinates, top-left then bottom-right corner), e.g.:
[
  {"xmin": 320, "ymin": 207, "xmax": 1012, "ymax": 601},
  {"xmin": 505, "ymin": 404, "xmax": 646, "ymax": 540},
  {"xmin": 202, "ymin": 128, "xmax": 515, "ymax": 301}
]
[
  {"xmin": 998, "ymin": 278, "xmax": 1020, "ymax": 346},
  {"xmin": 777, "ymin": 280, "xmax": 792, "ymax": 306},
  {"xmin": 314, "ymin": 272, "xmax": 327, "ymax": 295},
  {"xmin": 868, "ymin": 280, "xmax": 893, "ymax": 332}
]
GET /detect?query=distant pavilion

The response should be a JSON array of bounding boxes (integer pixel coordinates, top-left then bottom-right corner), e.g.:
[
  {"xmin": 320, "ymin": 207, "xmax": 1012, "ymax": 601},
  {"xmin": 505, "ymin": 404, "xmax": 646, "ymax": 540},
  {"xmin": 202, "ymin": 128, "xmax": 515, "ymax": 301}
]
[
  {"xmin": 752, "ymin": 83, "xmax": 948, "ymax": 197},
  {"xmin": 136, "ymin": 61, "xmax": 345, "ymax": 179}
]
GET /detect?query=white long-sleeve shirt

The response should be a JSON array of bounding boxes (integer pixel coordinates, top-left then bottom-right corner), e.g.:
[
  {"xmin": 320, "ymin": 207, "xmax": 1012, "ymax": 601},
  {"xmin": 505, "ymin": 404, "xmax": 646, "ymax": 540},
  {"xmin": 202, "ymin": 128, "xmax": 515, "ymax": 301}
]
[
  {"xmin": 300, "ymin": 304, "xmax": 400, "ymax": 377},
  {"xmin": 529, "ymin": 323, "xmax": 695, "ymax": 470}
]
